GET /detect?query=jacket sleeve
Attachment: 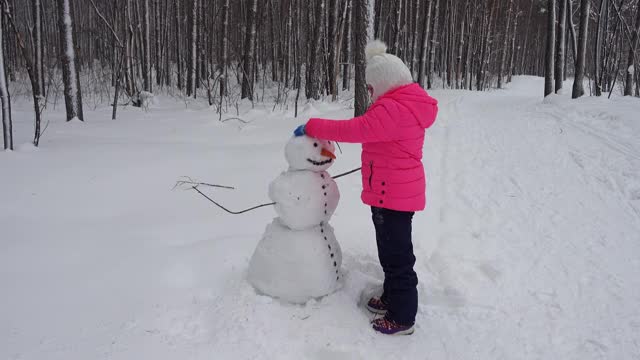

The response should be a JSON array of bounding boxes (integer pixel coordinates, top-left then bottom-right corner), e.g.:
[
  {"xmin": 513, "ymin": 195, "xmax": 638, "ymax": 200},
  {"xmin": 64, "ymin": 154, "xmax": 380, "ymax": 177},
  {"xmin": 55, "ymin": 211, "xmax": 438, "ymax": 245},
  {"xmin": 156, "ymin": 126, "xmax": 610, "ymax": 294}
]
[{"xmin": 305, "ymin": 101, "xmax": 403, "ymax": 143}]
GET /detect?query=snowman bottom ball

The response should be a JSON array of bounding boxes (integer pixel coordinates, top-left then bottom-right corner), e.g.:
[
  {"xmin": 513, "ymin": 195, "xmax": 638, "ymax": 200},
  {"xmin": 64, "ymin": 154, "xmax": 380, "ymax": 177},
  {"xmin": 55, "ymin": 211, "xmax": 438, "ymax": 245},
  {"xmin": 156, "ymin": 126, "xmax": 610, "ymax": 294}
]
[{"xmin": 247, "ymin": 218, "xmax": 342, "ymax": 304}]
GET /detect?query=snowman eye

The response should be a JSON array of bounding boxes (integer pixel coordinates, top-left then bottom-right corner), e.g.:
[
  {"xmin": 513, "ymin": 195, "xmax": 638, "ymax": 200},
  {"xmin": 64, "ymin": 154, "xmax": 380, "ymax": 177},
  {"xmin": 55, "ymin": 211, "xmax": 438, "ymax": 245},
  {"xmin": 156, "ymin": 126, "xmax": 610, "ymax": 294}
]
[{"xmin": 313, "ymin": 143, "xmax": 318, "ymax": 147}]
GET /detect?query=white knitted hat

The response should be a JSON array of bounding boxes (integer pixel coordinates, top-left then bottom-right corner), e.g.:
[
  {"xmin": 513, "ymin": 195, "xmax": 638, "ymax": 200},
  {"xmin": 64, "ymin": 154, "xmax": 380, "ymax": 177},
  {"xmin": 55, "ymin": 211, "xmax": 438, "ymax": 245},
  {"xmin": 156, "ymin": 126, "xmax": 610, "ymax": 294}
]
[{"xmin": 365, "ymin": 40, "xmax": 414, "ymax": 100}]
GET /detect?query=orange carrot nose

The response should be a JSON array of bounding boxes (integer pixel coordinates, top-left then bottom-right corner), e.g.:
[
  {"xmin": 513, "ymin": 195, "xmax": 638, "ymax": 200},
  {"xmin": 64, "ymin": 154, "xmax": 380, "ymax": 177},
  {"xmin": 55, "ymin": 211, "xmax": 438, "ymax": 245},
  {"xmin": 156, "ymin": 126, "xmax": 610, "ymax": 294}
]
[{"xmin": 321, "ymin": 148, "xmax": 336, "ymax": 159}]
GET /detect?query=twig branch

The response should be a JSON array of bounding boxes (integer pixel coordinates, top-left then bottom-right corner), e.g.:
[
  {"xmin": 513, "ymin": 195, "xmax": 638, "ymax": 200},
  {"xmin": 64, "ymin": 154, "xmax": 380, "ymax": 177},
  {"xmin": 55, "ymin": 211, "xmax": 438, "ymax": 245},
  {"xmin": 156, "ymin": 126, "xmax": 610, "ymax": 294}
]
[
  {"xmin": 173, "ymin": 176, "xmax": 235, "ymax": 190},
  {"xmin": 88, "ymin": 0, "xmax": 124, "ymax": 48},
  {"xmin": 332, "ymin": 167, "xmax": 362, "ymax": 180},
  {"xmin": 191, "ymin": 186, "xmax": 275, "ymax": 215},
  {"xmin": 221, "ymin": 117, "xmax": 250, "ymax": 123}
]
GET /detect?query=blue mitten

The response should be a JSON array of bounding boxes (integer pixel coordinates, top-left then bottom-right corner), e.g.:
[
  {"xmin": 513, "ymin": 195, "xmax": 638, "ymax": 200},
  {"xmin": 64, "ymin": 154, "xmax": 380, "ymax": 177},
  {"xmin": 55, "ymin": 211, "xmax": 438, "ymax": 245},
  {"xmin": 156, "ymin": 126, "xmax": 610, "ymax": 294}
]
[{"xmin": 293, "ymin": 124, "xmax": 306, "ymax": 137}]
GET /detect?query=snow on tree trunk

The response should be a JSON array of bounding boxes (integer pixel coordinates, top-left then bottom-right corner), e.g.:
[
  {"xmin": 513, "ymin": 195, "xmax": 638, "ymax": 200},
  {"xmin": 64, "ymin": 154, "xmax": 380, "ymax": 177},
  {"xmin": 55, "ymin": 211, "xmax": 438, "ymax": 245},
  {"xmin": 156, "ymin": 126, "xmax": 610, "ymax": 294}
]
[
  {"xmin": 56, "ymin": 0, "xmax": 83, "ymax": 121},
  {"xmin": 624, "ymin": 2, "xmax": 640, "ymax": 96},
  {"xmin": 393, "ymin": 0, "xmax": 402, "ymax": 55},
  {"xmin": 366, "ymin": 0, "xmax": 374, "ymax": 41},
  {"xmin": 544, "ymin": 0, "xmax": 556, "ymax": 97},
  {"xmin": 0, "ymin": 11, "xmax": 12, "ymax": 151},
  {"xmin": 555, "ymin": 0, "xmax": 567, "ymax": 93},
  {"xmin": 572, "ymin": 0, "xmax": 590, "ymax": 99},
  {"xmin": 354, "ymin": 0, "xmax": 369, "ymax": 116},
  {"xmin": 241, "ymin": 0, "xmax": 257, "ymax": 100}
]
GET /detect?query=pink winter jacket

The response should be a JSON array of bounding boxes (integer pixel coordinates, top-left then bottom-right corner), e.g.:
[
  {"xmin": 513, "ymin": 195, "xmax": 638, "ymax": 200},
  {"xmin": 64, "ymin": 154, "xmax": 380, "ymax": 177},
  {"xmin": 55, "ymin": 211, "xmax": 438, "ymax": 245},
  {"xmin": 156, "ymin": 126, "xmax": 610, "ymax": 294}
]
[{"xmin": 306, "ymin": 83, "xmax": 438, "ymax": 212}]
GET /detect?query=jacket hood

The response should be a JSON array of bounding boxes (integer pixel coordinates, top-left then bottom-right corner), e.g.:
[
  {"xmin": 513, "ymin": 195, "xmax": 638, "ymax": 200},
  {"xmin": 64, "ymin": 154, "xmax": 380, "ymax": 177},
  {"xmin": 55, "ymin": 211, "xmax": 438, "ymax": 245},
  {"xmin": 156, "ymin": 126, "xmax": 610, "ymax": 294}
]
[{"xmin": 377, "ymin": 83, "xmax": 438, "ymax": 129}]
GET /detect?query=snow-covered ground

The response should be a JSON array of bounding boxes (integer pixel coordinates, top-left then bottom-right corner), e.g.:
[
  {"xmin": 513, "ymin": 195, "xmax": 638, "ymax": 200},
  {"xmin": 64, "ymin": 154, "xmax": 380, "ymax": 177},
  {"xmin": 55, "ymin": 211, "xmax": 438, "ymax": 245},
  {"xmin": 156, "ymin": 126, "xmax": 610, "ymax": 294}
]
[{"xmin": 1, "ymin": 77, "xmax": 639, "ymax": 359}]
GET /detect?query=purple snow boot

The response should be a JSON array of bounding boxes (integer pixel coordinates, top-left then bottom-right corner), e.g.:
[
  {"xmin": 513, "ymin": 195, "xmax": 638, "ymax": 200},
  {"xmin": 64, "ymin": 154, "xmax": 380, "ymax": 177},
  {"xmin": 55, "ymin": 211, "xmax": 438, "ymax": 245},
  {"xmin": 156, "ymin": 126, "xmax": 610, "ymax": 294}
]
[
  {"xmin": 371, "ymin": 317, "xmax": 415, "ymax": 336},
  {"xmin": 366, "ymin": 296, "xmax": 388, "ymax": 315}
]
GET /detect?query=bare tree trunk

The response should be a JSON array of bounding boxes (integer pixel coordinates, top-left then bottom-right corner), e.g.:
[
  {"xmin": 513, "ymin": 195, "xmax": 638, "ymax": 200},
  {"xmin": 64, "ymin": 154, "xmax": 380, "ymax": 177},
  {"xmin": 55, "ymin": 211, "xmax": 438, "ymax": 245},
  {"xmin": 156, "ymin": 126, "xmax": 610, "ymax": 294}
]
[
  {"xmin": 567, "ymin": 0, "xmax": 578, "ymax": 66},
  {"xmin": 241, "ymin": 0, "xmax": 258, "ymax": 100},
  {"xmin": 427, "ymin": 0, "xmax": 439, "ymax": 89},
  {"xmin": 31, "ymin": 0, "xmax": 44, "ymax": 144},
  {"xmin": 544, "ymin": 0, "xmax": 556, "ymax": 97},
  {"xmin": 418, "ymin": 0, "xmax": 432, "ymax": 88},
  {"xmin": 367, "ymin": 0, "xmax": 374, "ymax": 41},
  {"xmin": 498, "ymin": 0, "xmax": 514, "ymax": 89},
  {"xmin": 555, "ymin": 0, "xmax": 567, "ymax": 92},
  {"xmin": 508, "ymin": 11, "xmax": 519, "ymax": 83},
  {"xmin": 343, "ymin": 0, "xmax": 352, "ymax": 91},
  {"xmin": 154, "ymin": 0, "xmax": 161, "ymax": 87},
  {"xmin": 307, "ymin": 0, "xmax": 325, "ymax": 100},
  {"xmin": 572, "ymin": 0, "xmax": 590, "ymax": 98},
  {"xmin": 220, "ymin": 0, "xmax": 229, "ymax": 97},
  {"xmin": 392, "ymin": 0, "xmax": 402, "ymax": 55},
  {"xmin": 56, "ymin": 0, "xmax": 84, "ymax": 121},
  {"xmin": 33, "ymin": 0, "xmax": 44, "ymax": 93},
  {"xmin": 519, "ymin": 0, "xmax": 535, "ymax": 74},
  {"xmin": 0, "ymin": 10, "xmax": 12, "ymax": 151},
  {"xmin": 142, "ymin": 0, "xmax": 151, "ymax": 92},
  {"xmin": 410, "ymin": 0, "xmax": 420, "ymax": 75},
  {"xmin": 594, "ymin": 0, "xmax": 608, "ymax": 96},
  {"xmin": 332, "ymin": 0, "xmax": 348, "ymax": 100},
  {"xmin": 174, "ymin": 0, "xmax": 182, "ymax": 90},
  {"xmin": 354, "ymin": 0, "xmax": 369, "ymax": 116},
  {"xmin": 186, "ymin": 0, "xmax": 197, "ymax": 97},
  {"xmin": 465, "ymin": 8, "xmax": 476, "ymax": 90},
  {"xmin": 624, "ymin": 1, "xmax": 640, "ymax": 96}
]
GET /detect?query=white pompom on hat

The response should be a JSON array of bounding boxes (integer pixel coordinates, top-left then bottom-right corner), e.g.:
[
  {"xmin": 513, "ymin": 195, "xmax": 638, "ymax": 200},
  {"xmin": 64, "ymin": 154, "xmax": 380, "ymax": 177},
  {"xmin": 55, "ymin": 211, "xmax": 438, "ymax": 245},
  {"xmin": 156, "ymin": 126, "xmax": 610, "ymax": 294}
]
[{"xmin": 365, "ymin": 40, "xmax": 414, "ymax": 100}]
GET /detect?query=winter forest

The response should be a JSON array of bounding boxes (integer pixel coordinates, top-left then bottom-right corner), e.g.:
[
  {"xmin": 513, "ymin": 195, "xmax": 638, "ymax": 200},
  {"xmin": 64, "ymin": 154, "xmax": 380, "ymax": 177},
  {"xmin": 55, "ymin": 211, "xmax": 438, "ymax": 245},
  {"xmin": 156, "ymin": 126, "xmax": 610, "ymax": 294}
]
[
  {"xmin": 2, "ymin": 0, "xmax": 640, "ymax": 359},
  {"xmin": 1, "ymin": 0, "xmax": 639, "ymax": 148}
]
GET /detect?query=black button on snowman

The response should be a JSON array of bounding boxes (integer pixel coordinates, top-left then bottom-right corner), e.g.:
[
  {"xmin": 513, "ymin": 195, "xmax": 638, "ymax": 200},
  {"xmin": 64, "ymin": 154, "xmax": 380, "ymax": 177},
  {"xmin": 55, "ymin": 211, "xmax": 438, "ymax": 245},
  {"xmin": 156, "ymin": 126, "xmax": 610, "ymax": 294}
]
[{"xmin": 247, "ymin": 136, "xmax": 342, "ymax": 303}]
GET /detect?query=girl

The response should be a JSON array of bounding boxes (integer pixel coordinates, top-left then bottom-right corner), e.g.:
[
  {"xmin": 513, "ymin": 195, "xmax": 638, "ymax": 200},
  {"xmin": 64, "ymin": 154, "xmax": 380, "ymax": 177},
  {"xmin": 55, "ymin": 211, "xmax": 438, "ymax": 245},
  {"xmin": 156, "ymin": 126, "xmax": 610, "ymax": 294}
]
[{"xmin": 294, "ymin": 40, "xmax": 438, "ymax": 335}]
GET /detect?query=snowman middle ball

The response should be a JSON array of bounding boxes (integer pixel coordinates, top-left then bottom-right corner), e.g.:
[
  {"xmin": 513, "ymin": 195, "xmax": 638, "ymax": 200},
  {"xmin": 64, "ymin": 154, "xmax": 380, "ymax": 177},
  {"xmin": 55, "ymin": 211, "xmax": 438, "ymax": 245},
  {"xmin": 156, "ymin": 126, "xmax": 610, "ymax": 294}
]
[{"xmin": 269, "ymin": 136, "xmax": 340, "ymax": 230}]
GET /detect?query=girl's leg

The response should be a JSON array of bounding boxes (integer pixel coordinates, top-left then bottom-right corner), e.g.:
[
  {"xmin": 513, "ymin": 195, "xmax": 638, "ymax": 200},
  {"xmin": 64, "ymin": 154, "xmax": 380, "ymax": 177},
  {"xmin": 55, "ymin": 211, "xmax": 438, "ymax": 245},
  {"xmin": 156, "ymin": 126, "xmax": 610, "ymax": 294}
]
[{"xmin": 371, "ymin": 206, "xmax": 418, "ymax": 325}]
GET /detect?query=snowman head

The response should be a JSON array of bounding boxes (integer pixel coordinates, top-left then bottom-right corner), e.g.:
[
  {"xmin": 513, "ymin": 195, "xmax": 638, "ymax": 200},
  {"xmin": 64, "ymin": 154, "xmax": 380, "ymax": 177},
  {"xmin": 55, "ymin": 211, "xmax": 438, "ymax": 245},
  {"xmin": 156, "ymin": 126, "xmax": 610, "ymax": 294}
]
[{"xmin": 285, "ymin": 136, "xmax": 336, "ymax": 172}]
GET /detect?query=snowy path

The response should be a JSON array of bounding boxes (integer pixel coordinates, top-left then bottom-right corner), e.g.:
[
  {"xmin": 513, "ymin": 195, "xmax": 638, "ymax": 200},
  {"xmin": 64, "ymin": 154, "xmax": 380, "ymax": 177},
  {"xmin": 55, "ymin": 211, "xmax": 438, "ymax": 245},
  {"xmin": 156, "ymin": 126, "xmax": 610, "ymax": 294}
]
[{"xmin": 2, "ymin": 77, "xmax": 640, "ymax": 359}]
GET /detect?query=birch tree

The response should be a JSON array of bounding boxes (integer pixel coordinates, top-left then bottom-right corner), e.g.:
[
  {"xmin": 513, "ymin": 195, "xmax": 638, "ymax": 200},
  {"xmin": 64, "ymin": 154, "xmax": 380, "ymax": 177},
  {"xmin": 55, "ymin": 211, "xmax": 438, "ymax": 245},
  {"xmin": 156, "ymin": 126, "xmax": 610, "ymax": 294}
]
[
  {"xmin": 555, "ymin": 0, "xmax": 567, "ymax": 92},
  {"xmin": 142, "ymin": 0, "xmax": 151, "ymax": 92},
  {"xmin": 354, "ymin": 0, "xmax": 369, "ymax": 116},
  {"xmin": 624, "ymin": 2, "xmax": 640, "ymax": 96},
  {"xmin": 572, "ymin": 0, "xmax": 590, "ymax": 98},
  {"xmin": 0, "ymin": 6, "xmax": 12, "ymax": 151},
  {"xmin": 544, "ymin": 0, "xmax": 556, "ymax": 97},
  {"xmin": 32, "ymin": 0, "xmax": 44, "ymax": 144},
  {"xmin": 56, "ymin": 0, "xmax": 84, "ymax": 121},
  {"xmin": 498, "ymin": 0, "xmax": 514, "ymax": 89},
  {"xmin": 241, "ymin": 0, "xmax": 258, "ymax": 100},
  {"xmin": 219, "ymin": 0, "xmax": 229, "ymax": 97},
  {"xmin": 417, "ymin": 0, "xmax": 432, "ymax": 88},
  {"xmin": 594, "ymin": 0, "xmax": 608, "ymax": 96},
  {"xmin": 186, "ymin": 0, "xmax": 197, "ymax": 97}
]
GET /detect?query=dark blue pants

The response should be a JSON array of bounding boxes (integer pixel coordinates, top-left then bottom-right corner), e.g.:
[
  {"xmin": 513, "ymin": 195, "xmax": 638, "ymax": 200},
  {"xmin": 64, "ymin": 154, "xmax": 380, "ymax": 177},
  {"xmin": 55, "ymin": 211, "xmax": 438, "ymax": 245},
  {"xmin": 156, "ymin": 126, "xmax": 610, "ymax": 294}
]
[{"xmin": 371, "ymin": 206, "xmax": 418, "ymax": 326}]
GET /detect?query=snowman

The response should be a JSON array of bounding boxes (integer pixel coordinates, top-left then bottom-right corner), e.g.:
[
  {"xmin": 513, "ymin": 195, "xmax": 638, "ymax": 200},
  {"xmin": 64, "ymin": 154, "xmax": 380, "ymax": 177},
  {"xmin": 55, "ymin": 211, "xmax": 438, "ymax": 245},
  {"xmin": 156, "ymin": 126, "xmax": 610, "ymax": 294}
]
[{"xmin": 247, "ymin": 135, "xmax": 342, "ymax": 303}]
